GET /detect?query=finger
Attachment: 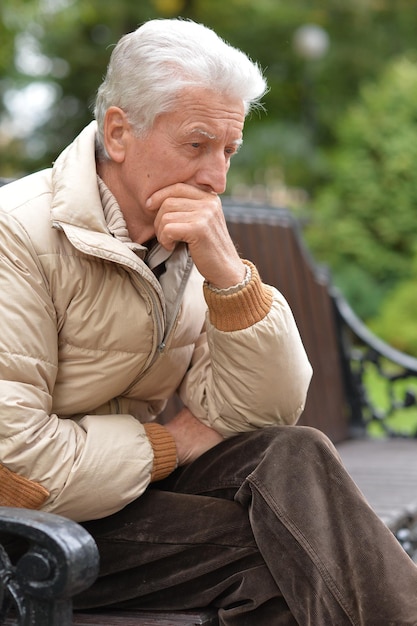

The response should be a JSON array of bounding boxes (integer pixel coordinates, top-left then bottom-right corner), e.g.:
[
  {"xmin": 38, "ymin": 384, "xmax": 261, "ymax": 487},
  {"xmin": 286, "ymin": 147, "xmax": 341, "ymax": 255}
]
[
  {"xmin": 155, "ymin": 216, "xmax": 199, "ymax": 251},
  {"xmin": 153, "ymin": 196, "xmax": 211, "ymax": 242},
  {"xmin": 146, "ymin": 183, "xmax": 206, "ymax": 212}
]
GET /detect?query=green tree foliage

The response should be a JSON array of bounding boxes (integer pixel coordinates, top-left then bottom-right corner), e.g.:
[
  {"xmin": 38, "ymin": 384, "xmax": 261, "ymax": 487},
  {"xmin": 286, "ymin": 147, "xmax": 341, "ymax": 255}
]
[
  {"xmin": 3, "ymin": 0, "xmax": 417, "ymax": 189},
  {"xmin": 370, "ymin": 276, "xmax": 417, "ymax": 355},
  {"xmin": 306, "ymin": 56, "xmax": 417, "ymax": 324},
  {"xmin": 369, "ymin": 253, "xmax": 417, "ymax": 354}
]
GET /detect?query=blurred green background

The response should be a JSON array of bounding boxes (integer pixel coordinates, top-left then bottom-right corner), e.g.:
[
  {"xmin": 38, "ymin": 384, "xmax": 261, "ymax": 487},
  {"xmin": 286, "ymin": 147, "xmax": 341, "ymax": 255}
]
[{"xmin": 1, "ymin": 0, "xmax": 417, "ymax": 356}]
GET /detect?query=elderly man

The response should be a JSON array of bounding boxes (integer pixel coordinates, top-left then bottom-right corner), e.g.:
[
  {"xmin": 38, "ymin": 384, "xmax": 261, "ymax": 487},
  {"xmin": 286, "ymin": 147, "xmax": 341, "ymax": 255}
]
[{"xmin": 1, "ymin": 18, "xmax": 416, "ymax": 625}]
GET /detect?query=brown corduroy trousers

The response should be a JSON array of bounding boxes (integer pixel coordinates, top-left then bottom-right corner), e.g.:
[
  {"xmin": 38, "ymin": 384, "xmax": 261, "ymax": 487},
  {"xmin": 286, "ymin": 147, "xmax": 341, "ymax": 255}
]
[{"xmin": 75, "ymin": 426, "xmax": 417, "ymax": 625}]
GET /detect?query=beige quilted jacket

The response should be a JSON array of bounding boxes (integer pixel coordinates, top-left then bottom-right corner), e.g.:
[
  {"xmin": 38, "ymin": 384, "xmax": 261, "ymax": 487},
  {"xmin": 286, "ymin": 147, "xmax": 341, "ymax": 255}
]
[{"xmin": 0, "ymin": 123, "xmax": 312, "ymax": 521}]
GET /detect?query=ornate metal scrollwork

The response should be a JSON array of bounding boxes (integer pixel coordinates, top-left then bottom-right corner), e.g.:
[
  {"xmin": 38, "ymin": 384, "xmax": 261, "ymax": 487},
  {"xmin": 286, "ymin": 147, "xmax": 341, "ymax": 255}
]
[
  {"xmin": 0, "ymin": 542, "xmax": 28, "ymax": 624},
  {"xmin": 0, "ymin": 508, "xmax": 99, "ymax": 625},
  {"xmin": 333, "ymin": 287, "xmax": 417, "ymax": 438}
]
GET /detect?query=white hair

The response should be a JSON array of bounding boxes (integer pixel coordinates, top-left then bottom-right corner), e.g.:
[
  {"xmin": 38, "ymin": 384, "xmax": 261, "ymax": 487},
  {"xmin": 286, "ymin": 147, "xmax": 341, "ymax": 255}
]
[{"xmin": 94, "ymin": 18, "xmax": 267, "ymax": 158}]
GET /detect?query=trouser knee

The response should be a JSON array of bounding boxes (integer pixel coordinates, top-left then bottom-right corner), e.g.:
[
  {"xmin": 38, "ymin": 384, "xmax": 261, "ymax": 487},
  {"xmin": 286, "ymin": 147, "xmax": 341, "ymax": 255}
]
[{"xmin": 265, "ymin": 424, "xmax": 339, "ymax": 459}]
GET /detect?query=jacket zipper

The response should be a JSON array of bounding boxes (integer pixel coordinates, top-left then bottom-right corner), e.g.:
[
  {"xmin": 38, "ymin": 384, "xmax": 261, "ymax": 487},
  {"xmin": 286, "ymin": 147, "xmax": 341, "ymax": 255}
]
[
  {"xmin": 128, "ymin": 270, "xmax": 165, "ymax": 368},
  {"xmin": 158, "ymin": 249, "xmax": 194, "ymax": 354}
]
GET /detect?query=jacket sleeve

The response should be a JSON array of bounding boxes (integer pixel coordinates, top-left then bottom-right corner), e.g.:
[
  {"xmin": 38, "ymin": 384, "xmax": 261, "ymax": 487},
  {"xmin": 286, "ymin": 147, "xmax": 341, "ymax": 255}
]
[
  {"xmin": 178, "ymin": 260, "xmax": 313, "ymax": 437},
  {"xmin": 0, "ymin": 211, "xmax": 176, "ymax": 522}
]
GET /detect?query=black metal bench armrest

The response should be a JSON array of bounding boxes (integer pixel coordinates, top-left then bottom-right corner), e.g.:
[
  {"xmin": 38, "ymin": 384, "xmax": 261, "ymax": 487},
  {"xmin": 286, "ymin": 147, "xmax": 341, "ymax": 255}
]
[
  {"xmin": 0, "ymin": 507, "xmax": 99, "ymax": 625},
  {"xmin": 332, "ymin": 287, "xmax": 417, "ymax": 436}
]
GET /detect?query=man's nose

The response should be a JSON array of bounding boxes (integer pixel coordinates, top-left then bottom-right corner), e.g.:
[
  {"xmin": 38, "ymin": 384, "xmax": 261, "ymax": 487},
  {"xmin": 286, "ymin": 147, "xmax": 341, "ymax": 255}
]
[{"xmin": 196, "ymin": 155, "xmax": 229, "ymax": 194}]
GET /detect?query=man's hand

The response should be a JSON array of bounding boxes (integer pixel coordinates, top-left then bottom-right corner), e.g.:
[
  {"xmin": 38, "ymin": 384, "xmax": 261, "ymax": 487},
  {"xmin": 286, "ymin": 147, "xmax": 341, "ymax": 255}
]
[
  {"xmin": 164, "ymin": 407, "xmax": 224, "ymax": 466},
  {"xmin": 147, "ymin": 184, "xmax": 245, "ymax": 289}
]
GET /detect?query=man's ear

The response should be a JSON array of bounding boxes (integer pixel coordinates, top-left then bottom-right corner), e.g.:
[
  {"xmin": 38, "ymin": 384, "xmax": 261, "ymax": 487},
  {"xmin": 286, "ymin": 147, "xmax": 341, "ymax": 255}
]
[{"xmin": 102, "ymin": 106, "xmax": 130, "ymax": 163}]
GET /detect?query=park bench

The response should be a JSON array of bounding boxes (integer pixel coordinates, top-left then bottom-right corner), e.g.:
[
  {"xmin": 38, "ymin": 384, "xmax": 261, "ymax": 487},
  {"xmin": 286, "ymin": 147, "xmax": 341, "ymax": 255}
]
[{"xmin": 1, "ymin": 191, "xmax": 417, "ymax": 625}]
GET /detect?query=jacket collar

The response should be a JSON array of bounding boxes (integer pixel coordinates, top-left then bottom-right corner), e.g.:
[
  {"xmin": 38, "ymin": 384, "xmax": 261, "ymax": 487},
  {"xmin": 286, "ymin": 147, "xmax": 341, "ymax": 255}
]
[{"xmin": 51, "ymin": 121, "xmax": 108, "ymax": 234}]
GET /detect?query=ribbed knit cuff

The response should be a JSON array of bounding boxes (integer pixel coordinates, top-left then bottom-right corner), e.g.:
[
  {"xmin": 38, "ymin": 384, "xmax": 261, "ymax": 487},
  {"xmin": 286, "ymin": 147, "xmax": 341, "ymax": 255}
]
[
  {"xmin": 143, "ymin": 423, "xmax": 178, "ymax": 482},
  {"xmin": 203, "ymin": 260, "xmax": 273, "ymax": 331},
  {"xmin": 0, "ymin": 464, "xmax": 50, "ymax": 509}
]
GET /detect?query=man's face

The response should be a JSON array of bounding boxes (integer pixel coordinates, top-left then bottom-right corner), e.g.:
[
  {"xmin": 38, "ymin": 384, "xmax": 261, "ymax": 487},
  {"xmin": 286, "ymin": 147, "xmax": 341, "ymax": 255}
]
[{"xmin": 115, "ymin": 87, "xmax": 245, "ymax": 238}]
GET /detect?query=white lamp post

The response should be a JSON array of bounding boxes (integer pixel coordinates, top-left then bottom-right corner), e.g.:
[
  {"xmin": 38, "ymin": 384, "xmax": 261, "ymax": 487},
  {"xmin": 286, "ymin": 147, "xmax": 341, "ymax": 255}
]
[
  {"xmin": 293, "ymin": 24, "xmax": 329, "ymax": 146},
  {"xmin": 293, "ymin": 24, "xmax": 329, "ymax": 61}
]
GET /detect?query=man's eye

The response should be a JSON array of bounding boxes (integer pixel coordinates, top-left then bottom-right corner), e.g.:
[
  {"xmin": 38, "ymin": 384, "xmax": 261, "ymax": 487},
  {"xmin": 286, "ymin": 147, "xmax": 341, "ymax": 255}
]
[{"xmin": 191, "ymin": 143, "xmax": 201, "ymax": 149}]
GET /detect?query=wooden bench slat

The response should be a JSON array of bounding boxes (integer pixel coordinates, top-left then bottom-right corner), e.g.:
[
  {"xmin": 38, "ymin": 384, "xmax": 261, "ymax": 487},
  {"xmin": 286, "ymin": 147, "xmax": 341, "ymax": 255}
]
[
  {"xmin": 337, "ymin": 438, "xmax": 417, "ymax": 530},
  {"xmin": 72, "ymin": 608, "xmax": 219, "ymax": 625}
]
